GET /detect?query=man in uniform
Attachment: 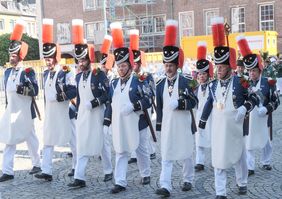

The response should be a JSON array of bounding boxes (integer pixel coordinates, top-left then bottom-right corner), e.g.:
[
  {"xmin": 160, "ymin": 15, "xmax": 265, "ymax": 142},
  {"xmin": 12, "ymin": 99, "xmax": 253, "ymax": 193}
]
[
  {"xmin": 0, "ymin": 19, "xmax": 41, "ymax": 182},
  {"xmin": 104, "ymin": 22, "xmax": 152, "ymax": 194},
  {"xmin": 237, "ymin": 35, "xmax": 280, "ymax": 176},
  {"xmin": 128, "ymin": 29, "xmax": 156, "ymax": 164},
  {"xmin": 67, "ymin": 19, "xmax": 111, "ymax": 188},
  {"xmin": 35, "ymin": 18, "xmax": 77, "ymax": 181},
  {"xmin": 194, "ymin": 41, "xmax": 213, "ymax": 172},
  {"xmin": 155, "ymin": 20, "xmax": 198, "ymax": 197},
  {"xmin": 198, "ymin": 17, "xmax": 259, "ymax": 199}
]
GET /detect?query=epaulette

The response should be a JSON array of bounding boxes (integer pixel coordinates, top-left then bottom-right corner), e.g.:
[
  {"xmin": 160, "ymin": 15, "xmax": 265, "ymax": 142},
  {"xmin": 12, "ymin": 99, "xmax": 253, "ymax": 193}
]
[
  {"xmin": 92, "ymin": 67, "xmax": 101, "ymax": 76},
  {"xmin": 182, "ymin": 73, "xmax": 193, "ymax": 80},
  {"xmin": 62, "ymin": 65, "xmax": 71, "ymax": 73}
]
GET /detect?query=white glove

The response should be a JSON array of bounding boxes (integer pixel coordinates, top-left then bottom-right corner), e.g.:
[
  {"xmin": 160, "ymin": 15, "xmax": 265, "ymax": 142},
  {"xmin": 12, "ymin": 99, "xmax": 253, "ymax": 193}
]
[
  {"xmin": 258, "ymin": 106, "xmax": 267, "ymax": 117},
  {"xmin": 103, "ymin": 125, "xmax": 109, "ymax": 136},
  {"xmin": 168, "ymin": 99, "xmax": 178, "ymax": 110},
  {"xmin": 46, "ymin": 94, "xmax": 56, "ymax": 102},
  {"xmin": 121, "ymin": 103, "xmax": 134, "ymax": 116},
  {"xmin": 235, "ymin": 106, "xmax": 247, "ymax": 122},
  {"xmin": 85, "ymin": 101, "xmax": 92, "ymax": 110}
]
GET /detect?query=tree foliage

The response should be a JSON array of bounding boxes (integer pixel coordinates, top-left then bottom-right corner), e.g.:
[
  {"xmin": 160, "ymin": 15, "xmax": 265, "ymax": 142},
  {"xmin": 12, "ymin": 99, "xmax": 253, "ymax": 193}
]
[{"xmin": 0, "ymin": 33, "xmax": 39, "ymax": 66}]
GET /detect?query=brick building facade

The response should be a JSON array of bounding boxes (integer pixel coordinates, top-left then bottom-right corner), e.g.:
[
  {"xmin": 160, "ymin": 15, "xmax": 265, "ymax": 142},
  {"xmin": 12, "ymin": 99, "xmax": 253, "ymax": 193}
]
[{"xmin": 42, "ymin": 0, "xmax": 282, "ymax": 58}]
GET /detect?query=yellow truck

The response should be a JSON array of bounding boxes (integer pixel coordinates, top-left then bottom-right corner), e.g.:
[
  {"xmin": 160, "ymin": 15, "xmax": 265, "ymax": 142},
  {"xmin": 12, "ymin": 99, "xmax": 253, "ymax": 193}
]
[{"xmin": 181, "ymin": 31, "xmax": 278, "ymax": 59}]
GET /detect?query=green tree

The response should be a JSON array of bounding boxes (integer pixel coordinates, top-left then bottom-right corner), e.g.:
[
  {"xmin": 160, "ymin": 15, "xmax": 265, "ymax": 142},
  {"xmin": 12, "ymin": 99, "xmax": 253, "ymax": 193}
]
[{"xmin": 0, "ymin": 33, "xmax": 39, "ymax": 66}]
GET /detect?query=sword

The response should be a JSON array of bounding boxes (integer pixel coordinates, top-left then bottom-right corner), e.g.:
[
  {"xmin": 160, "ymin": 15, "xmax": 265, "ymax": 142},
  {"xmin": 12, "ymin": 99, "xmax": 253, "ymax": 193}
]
[
  {"xmin": 185, "ymin": 88, "xmax": 197, "ymax": 134},
  {"xmin": 24, "ymin": 75, "xmax": 42, "ymax": 120},
  {"xmin": 138, "ymin": 86, "xmax": 157, "ymax": 142}
]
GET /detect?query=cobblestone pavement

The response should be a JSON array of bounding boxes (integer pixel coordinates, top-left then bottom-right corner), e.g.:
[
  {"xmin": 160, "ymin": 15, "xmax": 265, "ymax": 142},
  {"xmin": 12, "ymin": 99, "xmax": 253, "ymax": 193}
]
[{"xmin": 0, "ymin": 98, "xmax": 282, "ymax": 199}]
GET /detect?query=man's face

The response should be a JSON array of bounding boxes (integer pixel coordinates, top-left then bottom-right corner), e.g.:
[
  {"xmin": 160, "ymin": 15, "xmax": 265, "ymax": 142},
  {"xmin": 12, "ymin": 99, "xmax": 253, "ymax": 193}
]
[
  {"xmin": 249, "ymin": 68, "xmax": 260, "ymax": 81},
  {"xmin": 133, "ymin": 62, "xmax": 141, "ymax": 73},
  {"xmin": 197, "ymin": 72, "xmax": 209, "ymax": 84},
  {"xmin": 117, "ymin": 62, "xmax": 131, "ymax": 78},
  {"xmin": 217, "ymin": 64, "xmax": 230, "ymax": 80},
  {"xmin": 9, "ymin": 53, "xmax": 20, "ymax": 67},
  {"xmin": 236, "ymin": 65, "xmax": 245, "ymax": 74},
  {"xmin": 78, "ymin": 58, "xmax": 90, "ymax": 71},
  {"xmin": 44, "ymin": 57, "xmax": 56, "ymax": 70},
  {"xmin": 165, "ymin": 63, "xmax": 177, "ymax": 78}
]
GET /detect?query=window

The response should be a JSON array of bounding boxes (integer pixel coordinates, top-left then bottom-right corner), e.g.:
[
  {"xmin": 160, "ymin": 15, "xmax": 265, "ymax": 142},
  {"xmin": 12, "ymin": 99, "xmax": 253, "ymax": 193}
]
[
  {"xmin": 10, "ymin": 19, "xmax": 16, "ymax": 32},
  {"xmin": 141, "ymin": 15, "xmax": 165, "ymax": 34},
  {"xmin": 231, "ymin": 7, "xmax": 245, "ymax": 33},
  {"xmin": 154, "ymin": 15, "xmax": 165, "ymax": 33},
  {"xmin": 0, "ymin": 19, "xmax": 4, "ymax": 30},
  {"xmin": 83, "ymin": 0, "xmax": 103, "ymax": 11},
  {"xmin": 85, "ymin": 22, "xmax": 104, "ymax": 40},
  {"xmin": 57, "ymin": 23, "xmax": 71, "ymax": 44},
  {"xmin": 259, "ymin": 3, "xmax": 274, "ymax": 31},
  {"xmin": 179, "ymin": 11, "xmax": 194, "ymax": 38},
  {"xmin": 141, "ymin": 17, "xmax": 153, "ymax": 34},
  {"xmin": 204, "ymin": 9, "xmax": 219, "ymax": 35}
]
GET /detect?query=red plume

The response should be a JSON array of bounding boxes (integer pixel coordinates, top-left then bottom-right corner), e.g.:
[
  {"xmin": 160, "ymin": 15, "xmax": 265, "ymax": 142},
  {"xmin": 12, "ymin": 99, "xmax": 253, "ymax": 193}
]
[
  {"xmin": 10, "ymin": 19, "xmax": 26, "ymax": 41},
  {"xmin": 257, "ymin": 54, "xmax": 263, "ymax": 71},
  {"xmin": 56, "ymin": 44, "xmax": 61, "ymax": 63},
  {"xmin": 19, "ymin": 41, "xmax": 28, "ymax": 60},
  {"xmin": 197, "ymin": 41, "xmax": 207, "ymax": 60},
  {"xmin": 128, "ymin": 48, "xmax": 134, "ymax": 67},
  {"xmin": 129, "ymin": 29, "xmax": 139, "ymax": 50},
  {"xmin": 88, "ymin": 44, "xmax": 95, "ymax": 63},
  {"xmin": 42, "ymin": 18, "xmax": 54, "ymax": 44},
  {"xmin": 178, "ymin": 48, "xmax": 184, "ymax": 69},
  {"xmin": 229, "ymin": 48, "xmax": 237, "ymax": 70},
  {"xmin": 211, "ymin": 17, "xmax": 225, "ymax": 47},
  {"xmin": 164, "ymin": 20, "xmax": 178, "ymax": 46},
  {"xmin": 72, "ymin": 19, "xmax": 84, "ymax": 44},
  {"xmin": 100, "ymin": 35, "xmax": 112, "ymax": 54},
  {"xmin": 236, "ymin": 35, "xmax": 252, "ymax": 57},
  {"xmin": 110, "ymin": 22, "xmax": 124, "ymax": 49},
  {"xmin": 208, "ymin": 62, "xmax": 214, "ymax": 78},
  {"xmin": 105, "ymin": 54, "xmax": 115, "ymax": 70}
]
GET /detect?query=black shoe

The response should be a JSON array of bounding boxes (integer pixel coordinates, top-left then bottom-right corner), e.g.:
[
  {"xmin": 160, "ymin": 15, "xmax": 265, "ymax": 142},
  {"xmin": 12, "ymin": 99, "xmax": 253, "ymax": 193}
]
[
  {"xmin": 248, "ymin": 170, "xmax": 255, "ymax": 176},
  {"xmin": 103, "ymin": 173, "xmax": 113, "ymax": 182},
  {"xmin": 0, "ymin": 174, "xmax": 14, "ymax": 182},
  {"xmin": 128, "ymin": 158, "xmax": 137, "ymax": 164},
  {"xmin": 150, "ymin": 153, "xmax": 156, "ymax": 160},
  {"xmin": 110, "ymin": 184, "xmax": 126, "ymax": 194},
  {"xmin": 155, "ymin": 188, "xmax": 170, "ymax": 197},
  {"xmin": 238, "ymin": 186, "xmax": 247, "ymax": 195},
  {"xmin": 215, "ymin": 196, "xmax": 227, "ymax": 199},
  {"xmin": 262, "ymin": 165, "xmax": 272, "ymax": 170},
  {"xmin": 29, "ymin": 166, "xmax": 42, "ymax": 175},
  {"xmin": 67, "ymin": 179, "xmax": 86, "ymax": 188},
  {"xmin": 68, "ymin": 169, "xmax": 75, "ymax": 177},
  {"xmin": 141, "ymin": 176, "xmax": 150, "ymax": 185},
  {"xmin": 182, "ymin": 182, "xmax": 192, "ymax": 191},
  {"xmin": 194, "ymin": 164, "xmax": 204, "ymax": 172},
  {"xmin": 34, "ymin": 173, "xmax": 53, "ymax": 181},
  {"xmin": 67, "ymin": 152, "xmax": 73, "ymax": 157}
]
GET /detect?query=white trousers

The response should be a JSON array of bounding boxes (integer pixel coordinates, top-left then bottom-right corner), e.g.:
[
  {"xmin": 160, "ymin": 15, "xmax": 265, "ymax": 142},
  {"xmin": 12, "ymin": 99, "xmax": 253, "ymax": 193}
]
[
  {"xmin": 100, "ymin": 125, "xmax": 113, "ymax": 175},
  {"xmin": 69, "ymin": 118, "xmax": 77, "ymax": 169},
  {"xmin": 247, "ymin": 139, "xmax": 272, "ymax": 170},
  {"xmin": 160, "ymin": 156, "xmax": 194, "ymax": 192},
  {"xmin": 74, "ymin": 127, "xmax": 113, "ymax": 181},
  {"xmin": 41, "ymin": 145, "xmax": 54, "ymax": 175},
  {"xmin": 147, "ymin": 130, "xmax": 156, "ymax": 155},
  {"xmin": 214, "ymin": 146, "xmax": 248, "ymax": 196},
  {"xmin": 195, "ymin": 146, "xmax": 206, "ymax": 165},
  {"xmin": 2, "ymin": 124, "xmax": 40, "ymax": 175},
  {"xmin": 115, "ymin": 128, "xmax": 151, "ymax": 187}
]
